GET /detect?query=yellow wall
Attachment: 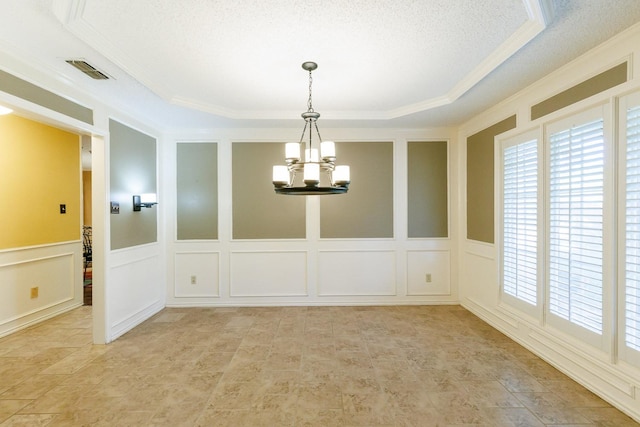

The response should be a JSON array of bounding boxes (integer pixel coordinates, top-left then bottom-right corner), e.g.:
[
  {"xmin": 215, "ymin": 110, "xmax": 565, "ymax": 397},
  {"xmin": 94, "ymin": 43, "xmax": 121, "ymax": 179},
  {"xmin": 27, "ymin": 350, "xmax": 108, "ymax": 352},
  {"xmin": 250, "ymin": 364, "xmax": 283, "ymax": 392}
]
[
  {"xmin": 0, "ymin": 114, "xmax": 80, "ymax": 249},
  {"xmin": 83, "ymin": 171, "xmax": 91, "ymax": 226}
]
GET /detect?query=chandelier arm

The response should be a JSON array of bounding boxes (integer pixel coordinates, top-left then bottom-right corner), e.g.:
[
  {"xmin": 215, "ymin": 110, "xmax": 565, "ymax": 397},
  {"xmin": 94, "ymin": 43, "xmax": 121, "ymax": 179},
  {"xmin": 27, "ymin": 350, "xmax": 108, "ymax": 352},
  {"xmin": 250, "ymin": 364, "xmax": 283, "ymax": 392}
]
[
  {"xmin": 298, "ymin": 120, "xmax": 309, "ymax": 144},
  {"xmin": 313, "ymin": 120, "xmax": 323, "ymax": 144}
]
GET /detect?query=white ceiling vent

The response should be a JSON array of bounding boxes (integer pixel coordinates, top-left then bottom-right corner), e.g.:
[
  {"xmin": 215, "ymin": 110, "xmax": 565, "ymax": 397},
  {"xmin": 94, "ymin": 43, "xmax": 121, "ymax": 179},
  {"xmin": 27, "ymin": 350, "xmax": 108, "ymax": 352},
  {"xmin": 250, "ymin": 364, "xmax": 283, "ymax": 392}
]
[{"xmin": 65, "ymin": 59, "xmax": 110, "ymax": 80}]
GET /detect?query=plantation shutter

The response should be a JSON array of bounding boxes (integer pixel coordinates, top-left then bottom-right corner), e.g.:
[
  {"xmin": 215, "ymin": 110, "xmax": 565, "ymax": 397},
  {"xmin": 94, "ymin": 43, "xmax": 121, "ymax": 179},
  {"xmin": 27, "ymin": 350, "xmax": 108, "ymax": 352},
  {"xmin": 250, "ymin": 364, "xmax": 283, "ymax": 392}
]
[
  {"xmin": 502, "ymin": 138, "xmax": 538, "ymax": 306},
  {"xmin": 625, "ymin": 104, "xmax": 640, "ymax": 351},
  {"xmin": 548, "ymin": 117, "xmax": 604, "ymax": 335}
]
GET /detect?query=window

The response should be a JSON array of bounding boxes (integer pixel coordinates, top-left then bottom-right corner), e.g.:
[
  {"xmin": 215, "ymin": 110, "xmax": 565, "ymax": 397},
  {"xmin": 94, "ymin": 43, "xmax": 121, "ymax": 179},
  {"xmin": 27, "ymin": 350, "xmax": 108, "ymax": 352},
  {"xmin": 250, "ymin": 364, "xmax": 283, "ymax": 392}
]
[
  {"xmin": 548, "ymin": 112, "xmax": 605, "ymax": 338},
  {"xmin": 502, "ymin": 135, "xmax": 538, "ymax": 308},
  {"xmin": 499, "ymin": 97, "xmax": 640, "ymax": 360},
  {"xmin": 623, "ymin": 98, "xmax": 640, "ymax": 360}
]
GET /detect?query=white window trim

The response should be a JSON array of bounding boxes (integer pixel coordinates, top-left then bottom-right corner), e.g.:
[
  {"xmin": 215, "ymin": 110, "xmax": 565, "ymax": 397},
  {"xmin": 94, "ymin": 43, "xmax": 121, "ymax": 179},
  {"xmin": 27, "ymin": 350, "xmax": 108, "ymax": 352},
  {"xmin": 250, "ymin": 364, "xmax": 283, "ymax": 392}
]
[
  {"xmin": 497, "ymin": 128, "xmax": 543, "ymax": 320},
  {"xmin": 544, "ymin": 104, "xmax": 614, "ymax": 352},
  {"xmin": 618, "ymin": 90, "xmax": 640, "ymax": 367}
]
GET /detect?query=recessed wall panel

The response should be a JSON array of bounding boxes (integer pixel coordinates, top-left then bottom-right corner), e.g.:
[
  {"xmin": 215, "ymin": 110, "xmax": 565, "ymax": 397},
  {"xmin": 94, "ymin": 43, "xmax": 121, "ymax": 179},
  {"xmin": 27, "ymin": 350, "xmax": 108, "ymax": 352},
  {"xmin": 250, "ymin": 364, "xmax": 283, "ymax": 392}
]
[
  {"xmin": 174, "ymin": 252, "xmax": 219, "ymax": 297},
  {"xmin": 531, "ymin": 62, "xmax": 627, "ymax": 120},
  {"xmin": 318, "ymin": 251, "xmax": 396, "ymax": 296},
  {"xmin": 177, "ymin": 143, "xmax": 218, "ymax": 240},
  {"xmin": 408, "ymin": 141, "xmax": 448, "ymax": 238},
  {"xmin": 109, "ymin": 252, "xmax": 163, "ymax": 329},
  {"xmin": 109, "ymin": 120, "xmax": 157, "ymax": 250},
  {"xmin": 230, "ymin": 251, "xmax": 307, "ymax": 296},
  {"xmin": 232, "ymin": 143, "xmax": 305, "ymax": 239},
  {"xmin": 0, "ymin": 254, "xmax": 75, "ymax": 322},
  {"xmin": 321, "ymin": 141, "xmax": 393, "ymax": 238},
  {"xmin": 467, "ymin": 116, "xmax": 516, "ymax": 243},
  {"xmin": 407, "ymin": 250, "xmax": 451, "ymax": 295}
]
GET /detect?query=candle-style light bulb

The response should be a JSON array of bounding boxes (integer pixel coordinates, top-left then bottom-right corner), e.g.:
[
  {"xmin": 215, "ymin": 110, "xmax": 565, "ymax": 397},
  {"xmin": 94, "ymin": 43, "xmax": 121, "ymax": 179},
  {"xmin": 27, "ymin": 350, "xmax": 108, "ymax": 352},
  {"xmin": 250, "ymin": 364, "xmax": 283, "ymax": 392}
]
[
  {"xmin": 273, "ymin": 165, "xmax": 290, "ymax": 187},
  {"xmin": 321, "ymin": 141, "xmax": 335, "ymax": 160},
  {"xmin": 285, "ymin": 143, "xmax": 300, "ymax": 162},
  {"xmin": 333, "ymin": 165, "xmax": 350, "ymax": 186},
  {"xmin": 303, "ymin": 163, "xmax": 320, "ymax": 187},
  {"xmin": 305, "ymin": 148, "xmax": 319, "ymax": 162}
]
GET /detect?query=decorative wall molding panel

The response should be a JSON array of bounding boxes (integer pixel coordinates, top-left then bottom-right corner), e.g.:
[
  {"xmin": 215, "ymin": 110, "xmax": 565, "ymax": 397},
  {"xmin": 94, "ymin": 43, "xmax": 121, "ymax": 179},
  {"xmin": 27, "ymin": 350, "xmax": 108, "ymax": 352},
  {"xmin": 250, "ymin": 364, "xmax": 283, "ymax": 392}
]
[
  {"xmin": 317, "ymin": 250, "xmax": 396, "ymax": 296},
  {"xmin": 109, "ymin": 244, "xmax": 164, "ymax": 341},
  {"xmin": 0, "ymin": 242, "xmax": 82, "ymax": 338},
  {"xmin": 230, "ymin": 251, "xmax": 308, "ymax": 297},
  {"xmin": 174, "ymin": 251, "xmax": 220, "ymax": 298},
  {"xmin": 406, "ymin": 250, "xmax": 451, "ymax": 296}
]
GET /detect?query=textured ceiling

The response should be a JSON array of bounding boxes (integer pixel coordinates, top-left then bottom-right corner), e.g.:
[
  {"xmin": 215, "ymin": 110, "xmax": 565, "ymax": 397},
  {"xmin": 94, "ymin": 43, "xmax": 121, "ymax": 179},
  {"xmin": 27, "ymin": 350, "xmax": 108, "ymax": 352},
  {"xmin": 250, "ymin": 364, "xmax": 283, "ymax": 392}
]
[
  {"xmin": 1, "ymin": 0, "xmax": 640, "ymax": 130},
  {"xmin": 57, "ymin": 0, "xmax": 532, "ymax": 119}
]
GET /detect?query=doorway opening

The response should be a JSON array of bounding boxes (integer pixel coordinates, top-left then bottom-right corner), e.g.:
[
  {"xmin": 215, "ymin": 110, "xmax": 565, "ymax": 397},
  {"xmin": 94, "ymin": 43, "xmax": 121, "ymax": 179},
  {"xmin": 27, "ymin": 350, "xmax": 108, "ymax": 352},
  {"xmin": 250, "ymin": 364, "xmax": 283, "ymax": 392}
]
[{"xmin": 82, "ymin": 135, "xmax": 92, "ymax": 306}]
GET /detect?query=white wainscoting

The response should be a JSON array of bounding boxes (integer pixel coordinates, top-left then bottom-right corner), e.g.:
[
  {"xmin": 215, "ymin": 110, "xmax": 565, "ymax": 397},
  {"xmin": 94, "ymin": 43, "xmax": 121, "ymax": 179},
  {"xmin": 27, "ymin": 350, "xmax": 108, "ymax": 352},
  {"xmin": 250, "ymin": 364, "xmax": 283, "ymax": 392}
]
[
  {"xmin": 174, "ymin": 251, "xmax": 220, "ymax": 298},
  {"xmin": 109, "ymin": 244, "xmax": 164, "ymax": 341},
  {"xmin": 317, "ymin": 250, "xmax": 396, "ymax": 296},
  {"xmin": 459, "ymin": 242, "xmax": 640, "ymax": 422},
  {"xmin": 460, "ymin": 243, "xmax": 499, "ymax": 308},
  {"xmin": 0, "ymin": 242, "xmax": 83, "ymax": 337},
  {"xmin": 406, "ymin": 250, "xmax": 451, "ymax": 295},
  {"xmin": 463, "ymin": 297, "xmax": 640, "ymax": 423},
  {"xmin": 230, "ymin": 251, "xmax": 308, "ymax": 297}
]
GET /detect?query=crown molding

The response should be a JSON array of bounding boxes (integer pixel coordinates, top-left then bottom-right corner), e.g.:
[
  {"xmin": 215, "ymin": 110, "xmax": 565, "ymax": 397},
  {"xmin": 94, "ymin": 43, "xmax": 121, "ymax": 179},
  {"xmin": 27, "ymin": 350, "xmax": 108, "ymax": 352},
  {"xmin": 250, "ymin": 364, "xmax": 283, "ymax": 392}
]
[{"xmin": 54, "ymin": 0, "xmax": 551, "ymax": 121}]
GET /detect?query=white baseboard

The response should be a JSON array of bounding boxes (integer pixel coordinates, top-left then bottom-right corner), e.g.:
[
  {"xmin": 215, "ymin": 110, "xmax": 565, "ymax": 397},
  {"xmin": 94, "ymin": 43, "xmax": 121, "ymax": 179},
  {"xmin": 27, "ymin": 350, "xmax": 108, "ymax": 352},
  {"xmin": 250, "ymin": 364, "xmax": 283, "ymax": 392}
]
[
  {"xmin": 0, "ymin": 302, "xmax": 83, "ymax": 338},
  {"xmin": 108, "ymin": 300, "xmax": 164, "ymax": 342},
  {"xmin": 462, "ymin": 298, "xmax": 640, "ymax": 423}
]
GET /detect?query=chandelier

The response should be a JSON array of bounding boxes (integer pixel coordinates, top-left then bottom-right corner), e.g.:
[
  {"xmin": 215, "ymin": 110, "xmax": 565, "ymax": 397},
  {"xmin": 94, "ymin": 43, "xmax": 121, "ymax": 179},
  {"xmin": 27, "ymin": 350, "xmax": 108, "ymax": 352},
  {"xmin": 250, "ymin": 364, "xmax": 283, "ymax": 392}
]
[{"xmin": 272, "ymin": 62, "xmax": 350, "ymax": 195}]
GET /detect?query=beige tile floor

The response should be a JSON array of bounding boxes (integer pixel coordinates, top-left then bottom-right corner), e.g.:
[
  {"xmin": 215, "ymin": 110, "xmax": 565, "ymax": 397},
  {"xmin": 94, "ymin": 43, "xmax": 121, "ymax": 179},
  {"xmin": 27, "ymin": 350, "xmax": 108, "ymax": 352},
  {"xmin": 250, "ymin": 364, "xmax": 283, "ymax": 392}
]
[{"xmin": 0, "ymin": 305, "xmax": 638, "ymax": 426}]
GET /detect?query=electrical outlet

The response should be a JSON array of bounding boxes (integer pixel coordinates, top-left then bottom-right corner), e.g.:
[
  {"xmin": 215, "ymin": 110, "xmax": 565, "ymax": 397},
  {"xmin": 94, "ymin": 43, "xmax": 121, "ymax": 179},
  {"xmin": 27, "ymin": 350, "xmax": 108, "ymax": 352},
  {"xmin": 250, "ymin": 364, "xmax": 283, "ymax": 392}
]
[
  {"xmin": 425, "ymin": 274, "xmax": 432, "ymax": 283},
  {"xmin": 190, "ymin": 275, "xmax": 197, "ymax": 285},
  {"xmin": 30, "ymin": 287, "xmax": 39, "ymax": 298}
]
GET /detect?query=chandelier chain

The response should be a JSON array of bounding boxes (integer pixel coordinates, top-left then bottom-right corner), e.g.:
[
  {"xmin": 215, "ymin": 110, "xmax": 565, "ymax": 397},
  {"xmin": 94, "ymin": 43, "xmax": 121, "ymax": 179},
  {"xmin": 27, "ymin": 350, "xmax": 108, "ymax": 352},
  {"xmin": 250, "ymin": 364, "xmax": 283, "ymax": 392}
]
[{"xmin": 307, "ymin": 70, "xmax": 314, "ymax": 112}]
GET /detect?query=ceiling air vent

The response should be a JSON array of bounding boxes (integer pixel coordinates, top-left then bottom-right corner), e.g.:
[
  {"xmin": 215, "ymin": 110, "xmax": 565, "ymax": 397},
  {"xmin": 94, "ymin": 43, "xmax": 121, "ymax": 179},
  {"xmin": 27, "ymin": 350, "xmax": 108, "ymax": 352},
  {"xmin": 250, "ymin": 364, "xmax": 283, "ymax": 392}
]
[{"xmin": 65, "ymin": 59, "xmax": 110, "ymax": 80}]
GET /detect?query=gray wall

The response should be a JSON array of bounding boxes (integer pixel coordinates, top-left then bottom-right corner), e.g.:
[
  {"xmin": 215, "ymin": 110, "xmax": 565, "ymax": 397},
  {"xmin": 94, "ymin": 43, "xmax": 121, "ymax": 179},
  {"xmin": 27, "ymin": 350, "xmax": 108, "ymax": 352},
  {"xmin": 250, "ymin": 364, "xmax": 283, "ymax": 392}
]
[
  {"xmin": 232, "ymin": 142, "xmax": 305, "ymax": 239},
  {"xmin": 321, "ymin": 141, "xmax": 394, "ymax": 238},
  {"xmin": 467, "ymin": 116, "xmax": 516, "ymax": 243},
  {"xmin": 466, "ymin": 63, "xmax": 627, "ymax": 244},
  {"xmin": 0, "ymin": 69, "xmax": 93, "ymax": 124},
  {"xmin": 408, "ymin": 141, "xmax": 448, "ymax": 238},
  {"xmin": 109, "ymin": 119, "xmax": 157, "ymax": 249},
  {"xmin": 531, "ymin": 62, "xmax": 627, "ymax": 120},
  {"xmin": 176, "ymin": 143, "xmax": 218, "ymax": 240}
]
